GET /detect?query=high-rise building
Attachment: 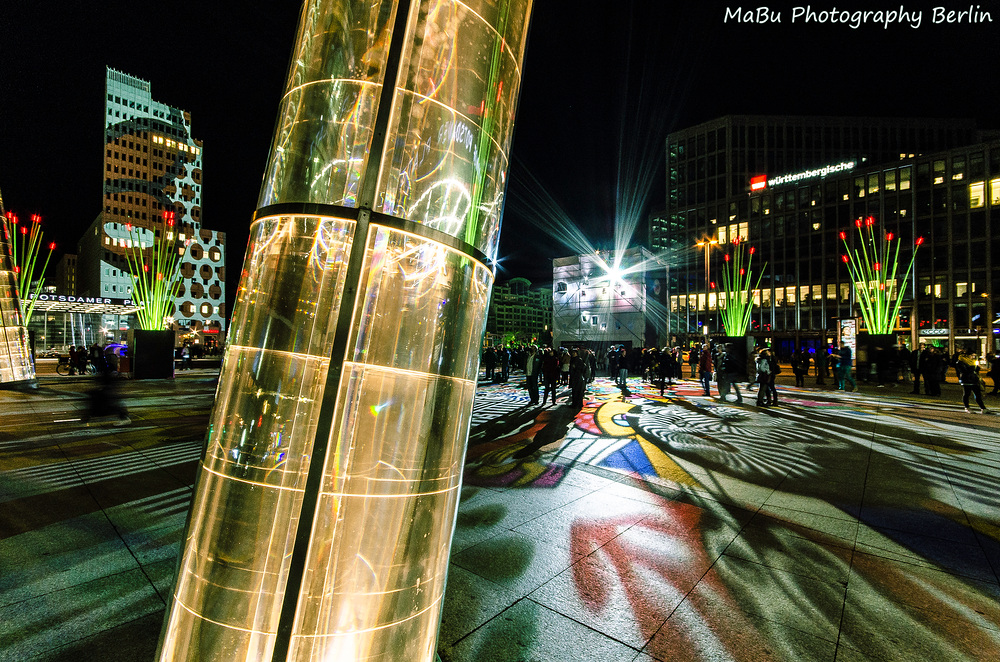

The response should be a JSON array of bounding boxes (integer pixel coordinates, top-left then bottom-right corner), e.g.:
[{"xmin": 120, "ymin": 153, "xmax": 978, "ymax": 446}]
[
  {"xmin": 653, "ymin": 115, "xmax": 998, "ymax": 356},
  {"xmin": 485, "ymin": 277, "xmax": 553, "ymax": 345},
  {"xmin": 77, "ymin": 68, "xmax": 225, "ymax": 343}
]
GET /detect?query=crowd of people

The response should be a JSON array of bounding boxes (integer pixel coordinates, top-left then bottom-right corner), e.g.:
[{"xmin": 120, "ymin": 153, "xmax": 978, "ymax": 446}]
[{"xmin": 482, "ymin": 340, "xmax": 999, "ymax": 415}]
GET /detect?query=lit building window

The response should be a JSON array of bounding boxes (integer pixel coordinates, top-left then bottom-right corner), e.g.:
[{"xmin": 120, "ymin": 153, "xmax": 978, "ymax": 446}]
[
  {"xmin": 970, "ymin": 181, "xmax": 985, "ymax": 208},
  {"xmin": 990, "ymin": 178, "xmax": 1000, "ymax": 206}
]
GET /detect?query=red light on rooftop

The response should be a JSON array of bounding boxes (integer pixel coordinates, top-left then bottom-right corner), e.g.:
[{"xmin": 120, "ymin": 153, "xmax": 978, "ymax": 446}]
[
  {"xmin": 855, "ymin": 218, "xmax": 862, "ymax": 227},
  {"xmin": 48, "ymin": 242, "xmax": 56, "ymax": 250},
  {"xmin": 839, "ymin": 231, "xmax": 846, "ymax": 240},
  {"xmin": 886, "ymin": 232, "xmax": 894, "ymax": 241},
  {"xmin": 916, "ymin": 236, "xmax": 925, "ymax": 245}
]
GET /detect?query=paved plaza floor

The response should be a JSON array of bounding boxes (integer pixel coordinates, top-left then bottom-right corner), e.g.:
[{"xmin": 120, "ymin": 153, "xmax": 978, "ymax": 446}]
[{"xmin": 1, "ymin": 369, "xmax": 999, "ymax": 661}]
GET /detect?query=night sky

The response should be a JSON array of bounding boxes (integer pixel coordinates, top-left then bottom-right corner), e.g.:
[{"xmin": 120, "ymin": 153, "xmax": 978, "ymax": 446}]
[{"xmin": 2, "ymin": 1, "xmax": 997, "ymax": 299}]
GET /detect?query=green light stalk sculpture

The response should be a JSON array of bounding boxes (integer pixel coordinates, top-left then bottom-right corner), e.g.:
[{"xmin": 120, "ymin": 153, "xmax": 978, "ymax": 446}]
[
  {"xmin": 2, "ymin": 211, "xmax": 55, "ymax": 327},
  {"xmin": 840, "ymin": 215, "xmax": 923, "ymax": 335},
  {"xmin": 122, "ymin": 213, "xmax": 185, "ymax": 330},
  {"xmin": 719, "ymin": 237, "xmax": 766, "ymax": 336}
]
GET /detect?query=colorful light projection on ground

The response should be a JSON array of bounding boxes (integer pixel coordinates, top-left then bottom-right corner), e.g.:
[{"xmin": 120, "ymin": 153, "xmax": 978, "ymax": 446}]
[
  {"xmin": 460, "ymin": 377, "xmax": 1000, "ymax": 661},
  {"xmin": 157, "ymin": 1, "xmax": 533, "ymax": 661}
]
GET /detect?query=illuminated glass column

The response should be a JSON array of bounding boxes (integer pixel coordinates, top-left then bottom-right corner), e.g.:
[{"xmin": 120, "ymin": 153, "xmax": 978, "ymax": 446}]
[{"xmin": 158, "ymin": 1, "xmax": 533, "ymax": 660}]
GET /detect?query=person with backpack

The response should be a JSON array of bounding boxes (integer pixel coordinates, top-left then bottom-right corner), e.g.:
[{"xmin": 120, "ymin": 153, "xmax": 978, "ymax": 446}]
[{"xmin": 955, "ymin": 349, "xmax": 988, "ymax": 414}]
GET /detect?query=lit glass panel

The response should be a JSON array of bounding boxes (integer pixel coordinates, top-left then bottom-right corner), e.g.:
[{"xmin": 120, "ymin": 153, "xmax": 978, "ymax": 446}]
[
  {"xmin": 258, "ymin": 3, "xmax": 399, "ymax": 208},
  {"xmin": 160, "ymin": 214, "xmax": 355, "ymax": 660},
  {"xmin": 287, "ymin": 226, "xmax": 490, "ymax": 660},
  {"xmin": 377, "ymin": 0, "xmax": 532, "ymax": 258}
]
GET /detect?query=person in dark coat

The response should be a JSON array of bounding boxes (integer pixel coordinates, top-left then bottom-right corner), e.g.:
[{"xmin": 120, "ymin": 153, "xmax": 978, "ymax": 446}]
[
  {"xmin": 988, "ymin": 353, "xmax": 1000, "ymax": 395},
  {"xmin": 569, "ymin": 349, "xmax": 588, "ymax": 409},
  {"xmin": 921, "ymin": 346, "xmax": 942, "ymax": 396},
  {"xmin": 909, "ymin": 344, "xmax": 924, "ymax": 394},
  {"xmin": 698, "ymin": 343, "xmax": 713, "ymax": 396},
  {"xmin": 482, "ymin": 347, "xmax": 496, "ymax": 381},
  {"xmin": 541, "ymin": 348, "xmax": 560, "ymax": 406},
  {"xmin": 815, "ymin": 346, "xmax": 828, "ymax": 385},
  {"xmin": 955, "ymin": 349, "xmax": 987, "ymax": 414},
  {"xmin": 791, "ymin": 348, "xmax": 808, "ymax": 387}
]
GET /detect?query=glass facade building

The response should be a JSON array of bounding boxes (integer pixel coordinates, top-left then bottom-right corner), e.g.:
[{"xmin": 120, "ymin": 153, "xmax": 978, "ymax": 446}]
[
  {"xmin": 77, "ymin": 69, "xmax": 226, "ymax": 341},
  {"xmin": 652, "ymin": 115, "xmax": 998, "ymax": 355}
]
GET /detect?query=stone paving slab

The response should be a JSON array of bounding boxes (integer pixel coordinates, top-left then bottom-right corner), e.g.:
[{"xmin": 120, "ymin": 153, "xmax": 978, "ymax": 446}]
[{"xmin": 0, "ymin": 370, "xmax": 998, "ymax": 661}]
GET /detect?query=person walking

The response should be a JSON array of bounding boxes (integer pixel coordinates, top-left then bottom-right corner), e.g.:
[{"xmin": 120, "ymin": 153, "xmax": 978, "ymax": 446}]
[
  {"xmin": 955, "ymin": 349, "xmax": 988, "ymax": 414},
  {"xmin": 755, "ymin": 350, "xmax": 772, "ymax": 407},
  {"xmin": 541, "ymin": 348, "xmax": 560, "ymax": 406},
  {"xmin": 921, "ymin": 346, "xmax": 942, "ymax": 396},
  {"xmin": 815, "ymin": 346, "xmax": 828, "ymax": 385},
  {"xmin": 569, "ymin": 349, "xmax": 588, "ymax": 409},
  {"xmin": 792, "ymin": 348, "xmax": 808, "ymax": 387},
  {"xmin": 482, "ymin": 347, "xmax": 496, "ymax": 381},
  {"xmin": 718, "ymin": 343, "xmax": 744, "ymax": 403},
  {"xmin": 833, "ymin": 342, "xmax": 856, "ymax": 392},
  {"xmin": 698, "ymin": 343, "xmax": 713, "ymax": 396},
  {"xmin": 987, "ymin": 352, "xmax": 1000, "ymax": 395},
  {"xmin": 617, "ymin": 346, "xmax": 629, "ymax": 387},
  {"xmin": 524, "ymin": 345, "xmax": 541, "ymax": 405},
  {"xmin": 559, "ymin": 348, "xmax": 571, "ymax": 386},
  {"xmin": 499, "ymin": 346, "xmax": 510, "ymax": 382},
  {"xmin": 909, "ymin": 343, "xmax": 924, "ymax": 394},
  {"xmin": 765, "ymin": 348, "xmax": 781, "ymax": 404}
]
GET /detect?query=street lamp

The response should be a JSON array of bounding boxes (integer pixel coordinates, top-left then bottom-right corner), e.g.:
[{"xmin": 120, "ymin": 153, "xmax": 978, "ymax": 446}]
[{"xmin": 695, "ymin": 237, "xmax": 718, "ymax": 333}]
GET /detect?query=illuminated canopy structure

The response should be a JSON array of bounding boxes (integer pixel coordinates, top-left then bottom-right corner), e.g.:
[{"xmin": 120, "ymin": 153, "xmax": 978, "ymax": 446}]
[
  {"xmin": 0, "ymin": 193, "xmax": 35, "ymax": 383},
  {"xmin": 840, "ymin": 216, "xmax": 923, "ymax": 335},
  {"xmin": 718, "ymin": 238, "xmax": 766, "ymax": 337},
  {"xmin": 158, "ymin": 1, "xmax": 533, "ymax": 660}
]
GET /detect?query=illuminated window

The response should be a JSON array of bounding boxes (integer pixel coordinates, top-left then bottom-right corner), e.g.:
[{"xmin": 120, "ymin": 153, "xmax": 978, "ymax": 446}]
[
  {"xmin": 952, "ymin": 157, "xmax": 965, "ymax": 181},
  {"xmin": 990, "ymin": 178, "xmax": 1000, "ymax": 206},
  {"xmin": 933, "ymin": 160, "xmax": 945, "ymax": 185},
  {"xmin": 885, "ymin": 170, "xmax": 896, "ymax": 192},
  {"xmin": 970, "ymin": 181, "xmax": 985, "ymax": 208},
  {"xmin": 899, "ymin": 167, "xmax": 911, "ymax": 190},
  {"xmin": 868, "ymin": 174, "xmax": 879, "ymax": 195}
]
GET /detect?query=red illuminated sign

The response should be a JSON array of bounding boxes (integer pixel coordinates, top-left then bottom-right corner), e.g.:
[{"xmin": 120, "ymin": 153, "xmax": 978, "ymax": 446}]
[{"xmin": 750, "ymin": 175, "xmax": 767, "ymax": 192}]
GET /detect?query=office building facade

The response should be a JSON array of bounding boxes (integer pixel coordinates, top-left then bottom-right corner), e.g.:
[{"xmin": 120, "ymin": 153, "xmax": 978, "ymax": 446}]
[
  {"xmin": 653, "ymin": 115, "xmax": 997, "ymax": 355},
  {"xmin": 77, "ymin": 68, "xmax": 226, "ymax": 344},
  {"xmin": 485, "ymin": 277, "xmax": 553, "ymax": 345}
]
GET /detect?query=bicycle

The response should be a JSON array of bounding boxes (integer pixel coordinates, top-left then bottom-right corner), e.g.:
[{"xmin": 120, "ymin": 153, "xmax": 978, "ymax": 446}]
[{"xmin": 56, "ymin": 357, "xmax": 97, "ymax": 375}]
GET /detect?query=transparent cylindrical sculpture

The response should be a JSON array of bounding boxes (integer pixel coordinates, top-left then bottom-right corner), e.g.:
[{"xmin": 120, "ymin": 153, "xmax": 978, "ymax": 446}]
[{"xmin": 159, "ymin": 1, "xmax": 532, "ymax": 660}]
